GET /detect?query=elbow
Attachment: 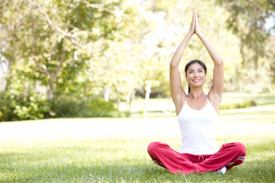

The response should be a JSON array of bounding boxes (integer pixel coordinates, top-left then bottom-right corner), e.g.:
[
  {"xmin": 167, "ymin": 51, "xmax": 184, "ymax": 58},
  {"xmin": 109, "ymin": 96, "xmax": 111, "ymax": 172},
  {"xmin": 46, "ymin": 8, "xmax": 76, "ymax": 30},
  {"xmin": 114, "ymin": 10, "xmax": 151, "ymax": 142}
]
[
  {"xmin": 216, "ymin": 59, "xmax": 223, "ymax": 66},
  {"xmin": 170, "ymin": 62, "xmax": 178, "ymax": 68}
]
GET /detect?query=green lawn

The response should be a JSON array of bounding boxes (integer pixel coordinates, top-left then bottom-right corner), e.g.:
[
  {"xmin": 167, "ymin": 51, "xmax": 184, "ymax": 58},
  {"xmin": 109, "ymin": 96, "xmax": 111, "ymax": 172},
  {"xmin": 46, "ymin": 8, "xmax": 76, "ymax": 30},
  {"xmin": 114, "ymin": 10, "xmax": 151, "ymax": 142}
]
[
  {"xmin": 123, "ymin": 92, "xmax": 275, "ymax": 117},
  {"xmin": 0, "ymin": 93, "xmax": 275, "ymax": 183}
]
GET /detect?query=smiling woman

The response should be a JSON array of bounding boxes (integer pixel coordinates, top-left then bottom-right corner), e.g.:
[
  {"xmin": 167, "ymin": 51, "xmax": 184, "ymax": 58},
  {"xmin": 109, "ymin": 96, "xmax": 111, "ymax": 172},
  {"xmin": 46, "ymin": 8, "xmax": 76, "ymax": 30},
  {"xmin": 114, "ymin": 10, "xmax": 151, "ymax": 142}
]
[
  {"xmin": 147, "ymin": 10, "xmax": 246, "ymax": 175},
  {"xmin": 184, "ymin": 60, "xmax": 207, "ymax": 94}
]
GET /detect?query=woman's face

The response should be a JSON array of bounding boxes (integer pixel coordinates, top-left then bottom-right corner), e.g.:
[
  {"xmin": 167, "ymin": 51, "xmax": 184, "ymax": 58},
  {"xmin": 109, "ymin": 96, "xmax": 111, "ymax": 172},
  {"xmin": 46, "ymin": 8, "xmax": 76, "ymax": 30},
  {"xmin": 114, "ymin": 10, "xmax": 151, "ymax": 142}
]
[{"xmin": 186, "ymin": 63, "xmax": 206, "ymax": 87}]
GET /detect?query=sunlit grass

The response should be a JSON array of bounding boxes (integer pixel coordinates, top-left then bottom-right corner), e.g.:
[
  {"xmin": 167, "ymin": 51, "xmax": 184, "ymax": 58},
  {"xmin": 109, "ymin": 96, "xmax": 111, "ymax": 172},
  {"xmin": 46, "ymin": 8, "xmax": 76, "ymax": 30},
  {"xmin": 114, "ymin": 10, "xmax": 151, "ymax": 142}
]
[
  {"xmin": 121, "ymin": 92, "xmax": 275, "ymax": 116},
  {"xmin": 1, "ymin": 136, "xmax": 275, "ymax": 182}
]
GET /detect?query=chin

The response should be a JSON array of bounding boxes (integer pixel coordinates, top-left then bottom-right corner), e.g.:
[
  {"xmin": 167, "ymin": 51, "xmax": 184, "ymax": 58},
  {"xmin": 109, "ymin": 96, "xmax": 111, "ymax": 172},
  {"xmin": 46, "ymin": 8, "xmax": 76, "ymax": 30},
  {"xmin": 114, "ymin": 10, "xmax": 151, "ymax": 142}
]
[{"xmin": 190, "ymin": 82, "xmax": 204, "ymax": 88}]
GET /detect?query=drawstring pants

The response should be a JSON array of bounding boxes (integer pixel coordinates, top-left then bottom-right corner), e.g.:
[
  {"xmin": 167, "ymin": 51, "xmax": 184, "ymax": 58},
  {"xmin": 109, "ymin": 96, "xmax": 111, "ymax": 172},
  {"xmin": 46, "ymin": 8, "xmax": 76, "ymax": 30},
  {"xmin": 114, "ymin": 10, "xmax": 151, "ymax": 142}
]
[{"xmin": 147, "ymin": 141, "xmax": 246, "ymax": 174}]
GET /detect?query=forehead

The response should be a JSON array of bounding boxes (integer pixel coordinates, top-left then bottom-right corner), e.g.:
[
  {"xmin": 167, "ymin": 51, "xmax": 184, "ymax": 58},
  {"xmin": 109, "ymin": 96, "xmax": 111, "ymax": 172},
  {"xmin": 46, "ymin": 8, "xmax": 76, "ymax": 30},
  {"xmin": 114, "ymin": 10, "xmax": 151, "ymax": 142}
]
[{"xmin": 187, "ymin": 63, "xmax": 204, "ymax": 70}]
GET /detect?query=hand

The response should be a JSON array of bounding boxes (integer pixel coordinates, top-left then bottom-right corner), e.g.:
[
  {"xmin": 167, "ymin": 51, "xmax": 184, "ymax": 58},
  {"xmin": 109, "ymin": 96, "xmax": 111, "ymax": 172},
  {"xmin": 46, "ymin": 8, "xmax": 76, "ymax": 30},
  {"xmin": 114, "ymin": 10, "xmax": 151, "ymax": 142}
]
[
  {"xmin": 194, "ymin": 11, "xmax": 202, "ymax": 36},
  {"xmin": 188, "ymin": 11, "xmax": 196, "ymax": 34}
]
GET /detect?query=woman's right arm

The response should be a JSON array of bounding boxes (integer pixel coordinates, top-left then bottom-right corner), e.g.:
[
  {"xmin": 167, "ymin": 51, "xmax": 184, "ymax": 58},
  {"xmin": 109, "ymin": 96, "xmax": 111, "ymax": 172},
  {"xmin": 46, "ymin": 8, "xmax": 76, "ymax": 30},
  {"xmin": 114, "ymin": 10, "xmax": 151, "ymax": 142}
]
[{"xmin": 170, "ymin": 12, "xmax": 196, "ymax": 115}]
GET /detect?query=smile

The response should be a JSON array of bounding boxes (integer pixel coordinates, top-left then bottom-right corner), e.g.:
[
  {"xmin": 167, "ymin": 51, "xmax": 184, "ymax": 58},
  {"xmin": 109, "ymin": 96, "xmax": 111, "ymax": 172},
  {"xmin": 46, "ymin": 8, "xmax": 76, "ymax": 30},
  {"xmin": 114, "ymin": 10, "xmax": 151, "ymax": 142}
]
[{"xmin": 192, "ymin": 79, "xmax": 200, "ymax": 82}]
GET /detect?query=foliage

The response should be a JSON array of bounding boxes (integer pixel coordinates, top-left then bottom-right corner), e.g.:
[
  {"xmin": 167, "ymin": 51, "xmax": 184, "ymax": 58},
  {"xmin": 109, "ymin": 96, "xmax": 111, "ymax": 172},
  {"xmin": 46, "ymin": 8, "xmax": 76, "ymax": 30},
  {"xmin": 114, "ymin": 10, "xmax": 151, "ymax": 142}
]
[
  {"xmin": 49, "ymin": 97, "xmax": 118, "ymax": 118},
  {"xmin": 88, "ymin": 97, "xmax": 117, "ymax": 117},
  {"xmin": 219, "ymin": 100, "xmax": 257, "ymax": 110},
  {"xmin": 0, "ymin": 0, "xmax": 274, "ymax": 122},
  {"xmin": 0, "ymin": 92, "xmax": 119, "ymax": 121},
  {"xmin": 0, "ymin": 93, "xmax": 50, "ymax": 121},
  {"xmin": 215, "ymin": 0, "xmax": 275, "ymax": 91},
  {"xmin": 0, "ymin": 0, "xmax": 126, "ymax": 100},
  {"xmin": 215, "ymin": 0, "xmax": 275, "ymax": 66}
]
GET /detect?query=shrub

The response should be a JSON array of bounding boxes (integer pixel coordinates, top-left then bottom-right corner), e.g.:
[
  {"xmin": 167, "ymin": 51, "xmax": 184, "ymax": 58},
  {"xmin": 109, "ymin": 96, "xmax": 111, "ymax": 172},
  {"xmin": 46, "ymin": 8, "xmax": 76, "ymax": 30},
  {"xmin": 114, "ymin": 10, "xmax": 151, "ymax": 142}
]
[
  {"xmin": 88, "ymin": 98, "xmax": 117, "ymax": 117},
  {"xmin": 48, "ymin": 97, "xmax": 83, "ymax": 118},
  {"xmin": 48, "ymin": 97, "xmax": 118, "ymax": 118},
  {"xmin": 219, "ymin": 100, "xmax": 257, "ymax": 110},
  {"xmin": 0, "ymin": 92, "xmax": 126, "ymax": 121},
  {"xmin": 0, "ymin": 93, "xmax": 50, "ymax": 121}
]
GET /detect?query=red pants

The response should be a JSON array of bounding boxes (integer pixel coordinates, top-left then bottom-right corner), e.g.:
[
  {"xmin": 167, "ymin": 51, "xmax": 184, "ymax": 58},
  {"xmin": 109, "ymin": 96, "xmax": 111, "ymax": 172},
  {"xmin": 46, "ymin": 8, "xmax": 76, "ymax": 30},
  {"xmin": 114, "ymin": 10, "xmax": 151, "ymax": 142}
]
[{"xmin": 147, "ymin": 141, "xmax": 246, "ymax": 174}]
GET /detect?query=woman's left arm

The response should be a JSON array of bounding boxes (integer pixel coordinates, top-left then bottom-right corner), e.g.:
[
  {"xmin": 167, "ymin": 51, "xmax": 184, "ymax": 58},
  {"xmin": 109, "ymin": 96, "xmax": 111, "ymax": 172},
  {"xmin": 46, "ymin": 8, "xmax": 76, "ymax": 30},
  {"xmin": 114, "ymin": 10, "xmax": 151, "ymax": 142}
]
[{"xmin": 195, "ymin": 11, "xmax": 224, "ymax": 107}]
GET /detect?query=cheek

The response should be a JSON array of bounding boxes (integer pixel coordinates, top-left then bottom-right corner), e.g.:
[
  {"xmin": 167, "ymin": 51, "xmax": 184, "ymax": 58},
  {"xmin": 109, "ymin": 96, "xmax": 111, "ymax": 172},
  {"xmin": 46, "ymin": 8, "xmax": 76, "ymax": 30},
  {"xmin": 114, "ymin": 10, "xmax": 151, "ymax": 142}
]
[
  {"xmin": 199, "ymin": 73, "xmax": 206, "ymax": 81},
  {"xmin": 186, "ymin": 73, "xmax": 193, "ymax": 78},
  {"xmin": 200, "ymin": 73, "xmax": 206, "ymax": 78},
  {"xmin": 186, "ymin": 74, "xmax": 191, "ymax": 81}
]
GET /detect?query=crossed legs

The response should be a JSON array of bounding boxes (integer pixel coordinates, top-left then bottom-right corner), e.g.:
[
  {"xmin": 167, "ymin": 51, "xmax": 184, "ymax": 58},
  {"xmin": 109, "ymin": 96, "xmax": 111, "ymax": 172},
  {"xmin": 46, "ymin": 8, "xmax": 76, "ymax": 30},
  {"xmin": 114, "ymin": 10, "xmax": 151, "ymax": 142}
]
[{"xmin": 147, "ymin": 141, "xmax": 246, "ymax": 174}]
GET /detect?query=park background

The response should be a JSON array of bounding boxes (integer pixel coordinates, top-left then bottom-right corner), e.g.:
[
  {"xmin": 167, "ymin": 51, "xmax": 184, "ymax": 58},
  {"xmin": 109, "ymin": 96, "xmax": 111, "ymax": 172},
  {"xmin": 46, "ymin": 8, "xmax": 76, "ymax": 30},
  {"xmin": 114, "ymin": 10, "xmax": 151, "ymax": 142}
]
[
  {"xmin": 0, "ymin": 0, "xmax": 274, "ymax": 120},
  {"xmin": 0, "ymin": 0, "xmax": 275, "ymax": 182}
]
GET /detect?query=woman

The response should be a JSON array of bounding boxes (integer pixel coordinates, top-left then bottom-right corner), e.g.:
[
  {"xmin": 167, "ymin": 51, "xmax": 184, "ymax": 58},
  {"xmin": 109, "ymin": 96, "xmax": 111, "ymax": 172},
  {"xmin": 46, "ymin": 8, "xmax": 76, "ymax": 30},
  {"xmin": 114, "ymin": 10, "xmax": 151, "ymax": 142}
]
[{"xmin": 147, "ymin": 11, "xmax": 246, "ymax": 175}]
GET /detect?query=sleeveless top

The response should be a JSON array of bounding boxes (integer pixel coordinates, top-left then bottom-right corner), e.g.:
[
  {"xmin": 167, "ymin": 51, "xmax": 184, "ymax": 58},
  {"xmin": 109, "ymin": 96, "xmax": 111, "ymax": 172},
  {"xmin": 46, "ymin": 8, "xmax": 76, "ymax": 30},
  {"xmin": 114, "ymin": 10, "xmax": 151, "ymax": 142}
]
[{"xmin": 177, "ymin": 98, "xmax": 219, "ymax": 155}]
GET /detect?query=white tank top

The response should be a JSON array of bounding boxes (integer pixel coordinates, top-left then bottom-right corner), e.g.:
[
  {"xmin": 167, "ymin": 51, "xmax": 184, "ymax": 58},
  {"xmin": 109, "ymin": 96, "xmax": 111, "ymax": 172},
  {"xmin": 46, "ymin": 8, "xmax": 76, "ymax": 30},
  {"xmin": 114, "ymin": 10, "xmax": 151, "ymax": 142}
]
[{"xmin": 177, "ymin": 98, "xmax": 219, "ymax": 155}]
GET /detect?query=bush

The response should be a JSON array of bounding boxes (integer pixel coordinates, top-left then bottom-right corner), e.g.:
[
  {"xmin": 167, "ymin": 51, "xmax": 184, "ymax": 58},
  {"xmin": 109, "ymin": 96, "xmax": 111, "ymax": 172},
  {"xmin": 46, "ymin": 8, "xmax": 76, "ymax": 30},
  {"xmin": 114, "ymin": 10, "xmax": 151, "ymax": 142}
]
[
  {"xmin": 48, "ymin": 97, "xmax": 83, "ymax": 118},
  {"xmin": 88, "ymin": 98, "xmax": 117, "ymax": 117},
  {"xmin": 0, "ymin": 93, "xmax": 50, "ymax": 121},
  {"xmin": 219, "ymin": 100, "xmax": 257, "ymax": 110},
  {"xmin": 0, "ymin": 93, "xmax": 122, "ymax": 121},
  {"xmin": 48, "ymin": 97, "xmax": 118, "ymax": 118}
]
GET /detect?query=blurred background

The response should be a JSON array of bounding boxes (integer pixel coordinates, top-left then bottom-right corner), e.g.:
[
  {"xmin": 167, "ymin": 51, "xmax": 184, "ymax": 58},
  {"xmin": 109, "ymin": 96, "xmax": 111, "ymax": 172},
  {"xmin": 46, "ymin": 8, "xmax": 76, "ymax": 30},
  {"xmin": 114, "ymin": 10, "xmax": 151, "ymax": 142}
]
[{"xmin": 0, "ymin": 0, "xmax": 274, "ymax": 121}]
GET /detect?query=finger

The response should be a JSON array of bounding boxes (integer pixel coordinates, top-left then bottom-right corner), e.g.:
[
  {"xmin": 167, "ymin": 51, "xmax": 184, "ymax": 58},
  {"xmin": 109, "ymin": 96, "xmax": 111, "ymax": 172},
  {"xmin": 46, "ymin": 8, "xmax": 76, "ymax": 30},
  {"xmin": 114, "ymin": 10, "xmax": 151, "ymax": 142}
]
[
  {"xmin": 192, "ymin": 11, "xmax": 196, "ymax": 22},
  {"xmin": 195, "ymin": 12, "xmax": 199, "ymax": 25},
  {"xmin": 194, "ymin": 10, "xmax": 197, "ymax": 21}
]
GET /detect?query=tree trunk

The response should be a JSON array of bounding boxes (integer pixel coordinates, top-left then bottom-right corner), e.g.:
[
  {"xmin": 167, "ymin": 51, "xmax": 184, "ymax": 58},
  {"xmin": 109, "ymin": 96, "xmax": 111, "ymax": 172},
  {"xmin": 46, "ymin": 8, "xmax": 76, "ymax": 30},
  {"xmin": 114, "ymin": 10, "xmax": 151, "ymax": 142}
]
[
  {"xmin": 104, "ymin": 85, "xmax": 109, "ymax": 102},
  {"xmin": 143, "ymin": 81, "xmax": 151, "ymax": 115},
  {"xmin": 126, "ymin": 88, "xmax": 136, "ymax": 117},
  {"xmin": 47, "ymin": 78, "xmax": 54, "ymax": 100},
  {"xmin": 116, "ymin": 88, "xmax": 120, "ymax": 110},
  {"xmin": 46, "ymin": 51, "xmax": 65, "ymax": 100},
  {"xmin": 2, "ymin": 58, "xmax": 12, "ymax": 92}
]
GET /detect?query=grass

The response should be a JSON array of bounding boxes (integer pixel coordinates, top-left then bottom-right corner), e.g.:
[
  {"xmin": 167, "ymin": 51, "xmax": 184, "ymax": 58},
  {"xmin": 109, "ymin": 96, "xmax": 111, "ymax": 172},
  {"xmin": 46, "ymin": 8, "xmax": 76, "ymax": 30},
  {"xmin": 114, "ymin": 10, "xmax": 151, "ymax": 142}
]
[
  {"xmin": 122, "ymin": 92, "xmax": 275, "ymax": 117},
  {"xmin": 0, "ymin": 93, "xmax": 275, "ymax": 182},
  {"xmin": 1, "ymin": 137, "xmax": 274, "ymax": 182}
]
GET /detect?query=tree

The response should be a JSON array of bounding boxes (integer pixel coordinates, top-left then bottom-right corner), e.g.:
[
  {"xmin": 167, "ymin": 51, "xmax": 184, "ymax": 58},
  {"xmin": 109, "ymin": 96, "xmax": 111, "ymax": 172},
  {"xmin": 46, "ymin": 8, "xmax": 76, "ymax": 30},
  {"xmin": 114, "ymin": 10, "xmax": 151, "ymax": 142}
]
[
  {"xmin": 0, "ymin": 0, "xmax": 127, "ymax": 99},
  {"xmin": 215, "ymin": 0, "xmax": 275, "ymax": 91}
]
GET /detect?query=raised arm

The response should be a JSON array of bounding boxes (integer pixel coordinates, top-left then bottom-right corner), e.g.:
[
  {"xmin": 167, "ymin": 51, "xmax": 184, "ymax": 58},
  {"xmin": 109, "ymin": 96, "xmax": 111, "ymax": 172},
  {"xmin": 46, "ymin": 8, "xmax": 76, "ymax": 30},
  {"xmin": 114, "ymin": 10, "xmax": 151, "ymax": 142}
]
[
  {"xmin": 170, "ymin": 12, "xmax": 196, "ymax": 115},
  {"xmin": 194, "ymin": 11, "xmax": 224, "ymax": 111}
]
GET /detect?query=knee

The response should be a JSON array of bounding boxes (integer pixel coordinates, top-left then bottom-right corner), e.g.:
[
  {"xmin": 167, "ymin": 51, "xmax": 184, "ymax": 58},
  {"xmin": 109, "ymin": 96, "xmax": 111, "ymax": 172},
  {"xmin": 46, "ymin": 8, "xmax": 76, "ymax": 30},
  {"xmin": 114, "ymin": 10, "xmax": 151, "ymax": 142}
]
[
  {"xmin": 233, "ymin": 142, "xmax": 246, "ymax": 156},
  {"xmin": 147, "ymin": 141, "xmax": 162, "ymax": 155}
]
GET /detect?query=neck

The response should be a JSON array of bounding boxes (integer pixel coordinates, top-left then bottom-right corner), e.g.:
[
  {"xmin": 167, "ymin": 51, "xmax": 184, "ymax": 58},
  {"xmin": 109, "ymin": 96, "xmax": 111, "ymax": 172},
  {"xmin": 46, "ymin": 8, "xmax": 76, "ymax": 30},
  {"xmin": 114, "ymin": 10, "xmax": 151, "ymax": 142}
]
[{"xmin": 188, "ymin": 88, "xmax": 205, "ymax": 100}]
